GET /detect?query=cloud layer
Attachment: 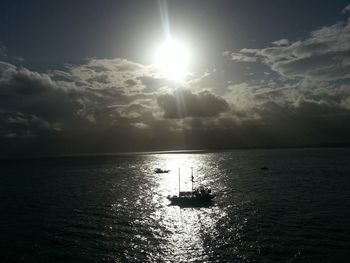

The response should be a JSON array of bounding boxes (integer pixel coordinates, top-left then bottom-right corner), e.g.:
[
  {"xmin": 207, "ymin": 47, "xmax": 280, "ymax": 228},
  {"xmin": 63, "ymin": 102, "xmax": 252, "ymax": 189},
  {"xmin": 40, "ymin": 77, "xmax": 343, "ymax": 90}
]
[
  {"xmin": 229, "ymin": 19, "xmax": 350, "ymax": 81},
  {"xmin": 158, "ymin": 89, "xmax": 229, "ymax": 118},
  {"xmin": 1, "ymin": 15, "xmax": 350, "ymax": 155}
]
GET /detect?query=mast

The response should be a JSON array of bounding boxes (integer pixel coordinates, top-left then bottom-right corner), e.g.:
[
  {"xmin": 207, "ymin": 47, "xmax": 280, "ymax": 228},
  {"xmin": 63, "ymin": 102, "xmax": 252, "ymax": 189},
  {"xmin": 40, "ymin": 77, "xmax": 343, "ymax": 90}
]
[
  {"xmin": 191, "ymin": 167, "xmax": 194, "ymax": 191},
  {"xmin": 178, "ymin": 168, "xmax": 181, "ymax": 195}
]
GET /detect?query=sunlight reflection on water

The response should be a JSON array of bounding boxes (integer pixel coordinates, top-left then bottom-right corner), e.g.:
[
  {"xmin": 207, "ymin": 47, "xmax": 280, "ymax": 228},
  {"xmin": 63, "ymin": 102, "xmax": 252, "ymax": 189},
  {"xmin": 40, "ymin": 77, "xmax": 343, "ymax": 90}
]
[
  {"xmin": 2, "ymin": 149, "xmax": 350, "ymax": 262},
  {"xmin": 153, "ymin": 154, "xmax": 216, "ymax": 195},
  {"xmin": 147, "ymin": 154, "xmax": 226, "ymax": 262}
]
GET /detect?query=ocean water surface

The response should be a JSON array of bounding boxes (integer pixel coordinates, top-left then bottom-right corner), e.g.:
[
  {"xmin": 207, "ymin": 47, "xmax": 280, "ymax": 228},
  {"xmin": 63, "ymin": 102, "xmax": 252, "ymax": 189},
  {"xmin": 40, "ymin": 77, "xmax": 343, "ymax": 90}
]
[{"xmin": 1, "ymin": 148, "xmax": 350, "ymax": 262}]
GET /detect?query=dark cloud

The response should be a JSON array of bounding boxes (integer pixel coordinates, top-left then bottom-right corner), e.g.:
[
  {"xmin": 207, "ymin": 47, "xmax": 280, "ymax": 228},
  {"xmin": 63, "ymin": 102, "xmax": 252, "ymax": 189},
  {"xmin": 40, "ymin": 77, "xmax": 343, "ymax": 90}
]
[
  {"xmin": 1, "ymin": 51, "xmax": 350, "ymax": 156},
  {"xmin": 0, "ymin": 58, "xmax": 175, "ymax": 155},
  {"xmin": 0, "ymin": 63, "xmax": 83, "ymax": 122},
  {"xmin": 207, "ymin": 16, "xmax": 350, "ymax": 149},
  {"xmin": 2, "ymin": 14, "xmax": 350, "ymax": 156},
  {"xmin": 124, "ymin": 79, "xmax": 138, "ymax": 86},
  {"xmin": 0, "ymin": 110, "xmax": 59, "ymax": 139},
  {"xmin": 157, "ymin": 89, "xmax": 230, "ymax": 118},
  {"xmin": 173, "ymin": 85, "xmax": 350, "ymax": 149}
]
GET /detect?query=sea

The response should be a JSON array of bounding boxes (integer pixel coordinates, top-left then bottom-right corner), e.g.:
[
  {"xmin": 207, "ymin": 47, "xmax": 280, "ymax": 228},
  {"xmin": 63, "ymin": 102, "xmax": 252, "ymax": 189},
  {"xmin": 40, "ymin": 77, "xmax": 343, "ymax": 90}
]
[{"xmin": 0, "ymin": 148, "xmax": 349, "ymax": 262}]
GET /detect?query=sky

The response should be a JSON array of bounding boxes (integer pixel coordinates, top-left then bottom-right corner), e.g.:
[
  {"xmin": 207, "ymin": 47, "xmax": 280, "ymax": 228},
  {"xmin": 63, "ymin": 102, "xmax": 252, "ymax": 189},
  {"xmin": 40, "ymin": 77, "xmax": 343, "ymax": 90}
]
[{"xmin": 1, "ymin": 0, "xmax": 350, "ymax": 156}]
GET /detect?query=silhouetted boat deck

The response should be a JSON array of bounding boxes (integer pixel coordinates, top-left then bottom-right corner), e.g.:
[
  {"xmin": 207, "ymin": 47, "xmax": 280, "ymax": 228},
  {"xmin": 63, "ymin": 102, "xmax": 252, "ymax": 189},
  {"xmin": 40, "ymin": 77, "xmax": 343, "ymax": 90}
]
[
  {"xmin": 154, "ymin": 168, "xmax": 170, "ymax": 174},
  {"xmin": 167, "ymin": 168, "xmax": 215, "ymax": 207}
]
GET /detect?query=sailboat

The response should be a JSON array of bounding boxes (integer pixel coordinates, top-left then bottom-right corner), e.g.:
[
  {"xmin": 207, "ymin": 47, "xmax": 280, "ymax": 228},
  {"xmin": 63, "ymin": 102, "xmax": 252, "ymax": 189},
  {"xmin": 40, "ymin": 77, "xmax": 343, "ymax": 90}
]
[
  {"xmin": 154, "ymin": 168, "xmax": 170, "ymax": 174},
  {"xmin": 167, "ymin": 168, "xmax": 215, "ymax": 207},
  {"xmin": 154, "ymin": 163, "xmax": 170, "ymax": 174}
]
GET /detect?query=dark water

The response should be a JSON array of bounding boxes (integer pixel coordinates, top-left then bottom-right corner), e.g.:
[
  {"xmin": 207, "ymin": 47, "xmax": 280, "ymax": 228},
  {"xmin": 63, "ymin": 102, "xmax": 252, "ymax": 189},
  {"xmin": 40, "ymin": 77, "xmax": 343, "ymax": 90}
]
[{"xmin": 1, "ymin": 148, "xmax": 350, "ymax": 262}]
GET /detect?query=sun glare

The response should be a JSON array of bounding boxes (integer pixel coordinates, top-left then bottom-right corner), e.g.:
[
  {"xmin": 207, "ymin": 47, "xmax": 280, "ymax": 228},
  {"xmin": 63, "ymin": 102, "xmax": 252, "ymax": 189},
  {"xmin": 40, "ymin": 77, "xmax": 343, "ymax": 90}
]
[{"xmin": 154, "ymin": 39, "xmax": 190, "ymax": 82}]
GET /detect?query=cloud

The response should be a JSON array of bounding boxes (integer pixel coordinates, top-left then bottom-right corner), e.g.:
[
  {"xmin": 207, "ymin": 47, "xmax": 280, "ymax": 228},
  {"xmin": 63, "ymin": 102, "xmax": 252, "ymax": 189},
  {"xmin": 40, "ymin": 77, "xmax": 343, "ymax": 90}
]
[
  {"xmin": 200, "ymin": 83, "xmax": 350, "ymax": 148},
  {"xmin": 2, "ymin": 15, "xmax": 350, "ymax": 156},
  {"xmin": 2, "ymin": 52, "xmax": 350, "ymax": 155},
  {"xmin": 0, "ymin": 58, "xmax": 207, "ymax": 154},
  {"xmin": 0, "ymin": 63, "xmax": 83, "ymax": 123},
  {"xmin": 272, "ymin": 39, "xmax": 290, "ymax": 46},
  {"xmin": 160, "ymin": 86, "xmax": 350, "ymax": 149},
  {"xmin": 0, "ymin": 110, "xmax": 60, "ymax": 139},
  {"xmin": 0, "ymin": 42, "xmax": 24, "ymax": 63},
  {"xmin": 229, "ymin": 19, "xmax": 350, "ymax": 82},
  {"xmin": 341, "ymin": 4, "xmax": 350, "ymax": 14},
  {"xmin": 137, "ymin": 76, "xmax": 176, "ymax": 93},
  {"xmin": 157, "ymin": 89, "xmax": 230, "ymax": 118},
  {"xmin": 223, "ymin": 51, "xmax": 257, "ymax": 62}
]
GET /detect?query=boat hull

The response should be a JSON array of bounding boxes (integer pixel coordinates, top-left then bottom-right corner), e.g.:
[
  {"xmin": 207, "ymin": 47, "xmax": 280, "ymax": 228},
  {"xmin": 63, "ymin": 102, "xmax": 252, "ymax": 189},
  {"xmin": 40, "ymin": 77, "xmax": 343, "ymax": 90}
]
[
  {"xmin": 167, "ymin": 195, "xmax": 214, "ymax": 207},
  {"xmin": 154, "ymin": 169, "xmax": 170, "ymax": 174}
]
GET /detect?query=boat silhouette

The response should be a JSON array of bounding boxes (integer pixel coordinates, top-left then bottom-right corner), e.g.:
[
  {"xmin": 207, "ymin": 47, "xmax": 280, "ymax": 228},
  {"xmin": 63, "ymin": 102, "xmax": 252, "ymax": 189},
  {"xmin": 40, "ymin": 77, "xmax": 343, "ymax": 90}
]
[
  {"xmin": 167, "ymin": 168, "xmax": 215, "ymax": 207},
  {"xmin": 154, "ymin": 168, "xmax": 170, "ymax": 174}
]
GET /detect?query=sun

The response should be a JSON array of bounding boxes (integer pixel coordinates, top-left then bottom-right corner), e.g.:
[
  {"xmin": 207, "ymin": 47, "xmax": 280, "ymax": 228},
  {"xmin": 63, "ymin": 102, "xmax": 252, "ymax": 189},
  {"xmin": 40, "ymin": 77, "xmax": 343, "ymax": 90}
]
[{"xmin": 154, "ymin": 39, "xmax": 190, "ymax": 82}]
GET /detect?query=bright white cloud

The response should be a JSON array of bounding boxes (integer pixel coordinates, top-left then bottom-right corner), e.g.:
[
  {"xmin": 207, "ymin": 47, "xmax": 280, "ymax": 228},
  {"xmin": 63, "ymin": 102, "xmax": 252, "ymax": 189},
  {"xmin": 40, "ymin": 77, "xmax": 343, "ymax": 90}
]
[
  {"xmin": 231, "ymin": 20, "xmax": 350, "ymax": 81},
  {"xmin": 272, "ymin": 39, "xmax": 290, "ymax": 46}
]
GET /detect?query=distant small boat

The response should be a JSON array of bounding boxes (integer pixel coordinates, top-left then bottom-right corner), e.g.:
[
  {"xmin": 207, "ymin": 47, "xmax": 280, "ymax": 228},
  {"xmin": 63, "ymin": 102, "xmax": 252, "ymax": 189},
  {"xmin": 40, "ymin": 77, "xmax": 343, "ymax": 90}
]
[
  {"xmin": 261, "ymin": 166, "xmax": 269, "ymax": 170},
  {"xmin": 167, "ymin": 168, "xmax": 215, "ymax": 207},
  {"xmin": 154, "ymin": 168, "xmax": 170, "ymax": 174}
]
